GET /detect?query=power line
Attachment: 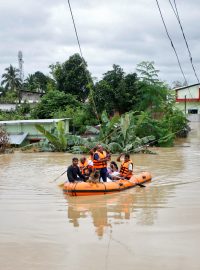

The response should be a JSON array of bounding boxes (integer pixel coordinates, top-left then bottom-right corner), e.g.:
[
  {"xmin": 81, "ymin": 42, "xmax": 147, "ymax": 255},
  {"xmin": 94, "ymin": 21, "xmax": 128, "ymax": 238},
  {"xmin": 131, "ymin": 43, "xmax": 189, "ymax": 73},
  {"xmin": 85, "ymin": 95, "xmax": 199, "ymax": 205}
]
[
  {"xmin": 67, "ymin": 0, "xmax": 84, "ymax": 60},
  {"xmin": 168, "ymin": 0, "xmax": 200, "ymax": 84},
  {"xmin": 155, "ymin": 0, "xmax": 188, "ymax": 86},
  {"xmin": 155, "ymin": 0, "xmax": 195, "ymax": 101},
  {"xmin": 67, "ymin": 0, "xmax": 100, "ymax": 121}
]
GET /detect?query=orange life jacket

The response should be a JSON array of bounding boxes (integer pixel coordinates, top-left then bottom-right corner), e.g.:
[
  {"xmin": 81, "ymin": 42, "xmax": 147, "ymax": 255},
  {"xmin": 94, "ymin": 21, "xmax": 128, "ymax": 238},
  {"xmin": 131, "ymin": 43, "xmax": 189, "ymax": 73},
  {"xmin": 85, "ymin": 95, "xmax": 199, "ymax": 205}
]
[
  {"xmin": 87, "ymin": 156, "xmax": 94, "ymax": 171},
  {"xmin": 120, "ymin": 160, "xmax": 133, "ymax": 178},
  {"xmin": 93, "ymin": 151, "xmax": 107, "ymax": 169},
  {"xmin": 79, "ymin": 160, "xmax": 89, "ymax": 175}
]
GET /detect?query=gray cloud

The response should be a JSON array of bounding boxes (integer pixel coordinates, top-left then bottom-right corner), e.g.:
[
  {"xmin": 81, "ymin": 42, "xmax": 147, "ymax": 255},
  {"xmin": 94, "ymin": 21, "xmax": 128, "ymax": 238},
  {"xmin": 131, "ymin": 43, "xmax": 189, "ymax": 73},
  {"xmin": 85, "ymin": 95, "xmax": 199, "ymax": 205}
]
[{"xmin": 0, "ymin": 0, "xmax": 200, "ymax": 85}]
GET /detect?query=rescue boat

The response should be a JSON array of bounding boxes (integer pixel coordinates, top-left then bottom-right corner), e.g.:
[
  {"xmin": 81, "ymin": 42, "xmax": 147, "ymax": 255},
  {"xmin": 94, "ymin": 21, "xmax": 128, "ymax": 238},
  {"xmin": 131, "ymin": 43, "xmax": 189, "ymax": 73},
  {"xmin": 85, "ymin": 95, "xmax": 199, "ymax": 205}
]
[{"xmin": 63, "ymin": 171, "xmax": 152, "ymax": 196}]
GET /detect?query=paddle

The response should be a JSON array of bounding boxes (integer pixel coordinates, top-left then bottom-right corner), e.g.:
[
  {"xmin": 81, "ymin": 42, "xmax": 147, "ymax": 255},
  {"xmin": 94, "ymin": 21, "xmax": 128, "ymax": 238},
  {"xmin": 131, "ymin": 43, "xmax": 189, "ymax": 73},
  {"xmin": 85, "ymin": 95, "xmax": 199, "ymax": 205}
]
[{"xmin": 50, "ymin": 170, "xmax": 67, "ymax": 183}]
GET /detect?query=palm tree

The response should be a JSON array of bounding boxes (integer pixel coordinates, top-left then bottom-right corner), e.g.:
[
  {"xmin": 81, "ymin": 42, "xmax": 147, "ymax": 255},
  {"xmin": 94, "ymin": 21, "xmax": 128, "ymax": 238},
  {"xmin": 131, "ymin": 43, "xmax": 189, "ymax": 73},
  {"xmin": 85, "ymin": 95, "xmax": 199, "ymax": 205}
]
[
  {"xmin": 24, "ymin": 74, "xmax": 37, "ymax": 92},
  {"xmin": 1, "ymin": 65, "xmax": 22, "ymax": 103}
]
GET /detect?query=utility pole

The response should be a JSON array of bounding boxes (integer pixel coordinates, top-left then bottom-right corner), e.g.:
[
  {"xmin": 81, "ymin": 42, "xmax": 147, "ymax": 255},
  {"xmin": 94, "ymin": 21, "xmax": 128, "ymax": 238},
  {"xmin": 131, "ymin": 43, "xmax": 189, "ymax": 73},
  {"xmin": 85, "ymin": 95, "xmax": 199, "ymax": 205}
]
[
  {"xmin": 184, "ymin": 95, "xmax": 187, "ymax": 115},
  {"xmin": 18, "ymin": 51, "xmax": 24, "ymax": 104}
]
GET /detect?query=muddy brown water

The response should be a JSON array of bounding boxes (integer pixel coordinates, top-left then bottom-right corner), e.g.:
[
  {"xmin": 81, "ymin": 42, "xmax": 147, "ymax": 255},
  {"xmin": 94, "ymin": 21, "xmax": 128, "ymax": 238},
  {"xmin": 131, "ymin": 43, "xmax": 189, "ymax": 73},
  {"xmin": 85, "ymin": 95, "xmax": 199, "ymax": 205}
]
[{"xmin": 0, "ymin": 123, "xmax": 200, "ymax": 270}]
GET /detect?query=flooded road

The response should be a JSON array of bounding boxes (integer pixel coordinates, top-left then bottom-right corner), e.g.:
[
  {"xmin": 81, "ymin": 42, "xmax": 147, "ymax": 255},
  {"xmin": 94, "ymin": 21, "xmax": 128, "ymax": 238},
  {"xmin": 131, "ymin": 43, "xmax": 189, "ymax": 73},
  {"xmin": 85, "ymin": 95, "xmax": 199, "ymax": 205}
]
[{"xmin": 0, "ymin": 123, "xmax": 200, "ymax": 270}]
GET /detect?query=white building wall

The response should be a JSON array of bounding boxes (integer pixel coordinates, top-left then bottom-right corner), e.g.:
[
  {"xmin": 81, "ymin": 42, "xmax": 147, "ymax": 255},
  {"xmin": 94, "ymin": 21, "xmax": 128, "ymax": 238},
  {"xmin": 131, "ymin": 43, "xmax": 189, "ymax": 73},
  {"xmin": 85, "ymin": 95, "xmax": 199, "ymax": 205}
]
[
  {"xmin": 177, "ymin": 85, "xmax": 199, "ymax": 99},
  {"xmin": 0, "ymin": 104, "xmax": 16, "ymax": 111}
]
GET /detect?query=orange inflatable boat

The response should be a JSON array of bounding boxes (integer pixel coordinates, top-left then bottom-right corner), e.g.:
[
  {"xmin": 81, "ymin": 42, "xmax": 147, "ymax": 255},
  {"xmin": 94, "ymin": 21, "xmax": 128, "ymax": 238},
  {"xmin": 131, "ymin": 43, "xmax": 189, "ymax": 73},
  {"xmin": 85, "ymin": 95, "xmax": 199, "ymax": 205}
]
[{"xmin": 63, "ymin": 171, "xmax": 152, "ymax": 196}]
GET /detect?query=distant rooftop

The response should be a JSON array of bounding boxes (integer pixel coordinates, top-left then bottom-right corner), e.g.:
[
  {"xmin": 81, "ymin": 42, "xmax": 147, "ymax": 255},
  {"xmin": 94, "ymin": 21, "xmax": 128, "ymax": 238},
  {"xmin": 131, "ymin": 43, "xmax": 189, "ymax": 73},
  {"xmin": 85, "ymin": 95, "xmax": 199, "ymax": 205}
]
[
  {"xmin": 174, "ymin": 83, "xmax": 200, "ymax": 91},
  {"xmin": 0, "ymin": 118, "xmax": 70, "ymax": 125}
]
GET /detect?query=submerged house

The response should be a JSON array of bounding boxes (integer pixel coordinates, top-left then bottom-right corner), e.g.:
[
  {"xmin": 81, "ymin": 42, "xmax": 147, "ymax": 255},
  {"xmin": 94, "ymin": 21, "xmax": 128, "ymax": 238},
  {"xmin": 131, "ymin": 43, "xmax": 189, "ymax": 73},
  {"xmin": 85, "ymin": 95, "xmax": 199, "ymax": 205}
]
[
  {"xmin": 0, "ymin": 118, "xmax": 70, "ymax": 146},
  {"xmin": 175, "ymin": 83, "xmax": 200, "ymax": 121}
]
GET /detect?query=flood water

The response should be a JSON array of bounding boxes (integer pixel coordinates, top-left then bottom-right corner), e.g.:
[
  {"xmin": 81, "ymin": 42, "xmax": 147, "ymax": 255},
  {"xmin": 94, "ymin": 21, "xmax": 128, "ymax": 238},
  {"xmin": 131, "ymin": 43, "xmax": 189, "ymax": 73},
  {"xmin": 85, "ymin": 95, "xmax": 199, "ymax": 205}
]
[{"xmin": 0, "ymin": 123, "xmax": 200, "ymax": 270}]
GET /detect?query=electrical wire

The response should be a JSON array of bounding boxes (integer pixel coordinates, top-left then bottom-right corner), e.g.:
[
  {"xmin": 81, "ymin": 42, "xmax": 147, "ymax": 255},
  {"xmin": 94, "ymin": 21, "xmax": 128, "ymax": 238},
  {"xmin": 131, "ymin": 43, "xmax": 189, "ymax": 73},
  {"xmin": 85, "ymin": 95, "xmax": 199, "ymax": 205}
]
[
  {"xmin": 67, "ymin": 0, "xmax": 100, "ymax": 121},
  {"xmin": 169, "ymin": 0, "xmax": 200, "ymax": 84},
  {"xmin": 155, "ymin": 0, "xmax": 188, "ymax": 85},
  {"xmin": 155, "ymin": 0, "xmax": 195, "ymax": 100}
]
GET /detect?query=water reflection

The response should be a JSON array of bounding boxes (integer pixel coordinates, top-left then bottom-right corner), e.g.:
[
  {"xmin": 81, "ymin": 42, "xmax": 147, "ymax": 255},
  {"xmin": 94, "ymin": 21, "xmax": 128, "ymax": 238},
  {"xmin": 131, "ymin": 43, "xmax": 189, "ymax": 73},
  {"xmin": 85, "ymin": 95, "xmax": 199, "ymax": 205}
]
[{"xmin": 64, "ymin": 179, "xmax": 177, "ymax": 238}]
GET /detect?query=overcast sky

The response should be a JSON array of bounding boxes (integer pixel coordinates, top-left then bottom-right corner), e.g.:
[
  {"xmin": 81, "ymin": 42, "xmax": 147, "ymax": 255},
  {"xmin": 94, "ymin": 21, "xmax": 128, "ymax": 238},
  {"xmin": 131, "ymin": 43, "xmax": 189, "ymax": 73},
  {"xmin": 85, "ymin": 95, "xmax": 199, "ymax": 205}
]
[{"xmin": 0, "ymin": 0, "xmax": 199, "ymax": 86}]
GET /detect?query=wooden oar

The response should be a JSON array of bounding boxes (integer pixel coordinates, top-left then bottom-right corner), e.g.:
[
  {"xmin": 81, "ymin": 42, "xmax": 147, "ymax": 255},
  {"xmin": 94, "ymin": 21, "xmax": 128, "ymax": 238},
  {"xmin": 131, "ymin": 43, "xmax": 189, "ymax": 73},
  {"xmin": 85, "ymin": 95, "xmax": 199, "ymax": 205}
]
[
  {"xmin": 57, "ymin": 181, "xmax": 65, "ymax": 187},
  {"xmin": 50, "ymin": 170, "xmax": 67, "ymax": 183}
]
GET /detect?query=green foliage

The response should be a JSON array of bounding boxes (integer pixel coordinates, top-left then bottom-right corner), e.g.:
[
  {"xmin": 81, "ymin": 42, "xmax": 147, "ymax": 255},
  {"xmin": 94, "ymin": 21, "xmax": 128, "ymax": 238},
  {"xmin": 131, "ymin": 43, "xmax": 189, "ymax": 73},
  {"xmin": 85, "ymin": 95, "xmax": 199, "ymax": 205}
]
[
  {"xmin": 137, "ymin": 81, "xmax": 169, "ymax": 112},
  {"xmin": 98, "ymin": 111, "xmax": 120, "ymax": 143},
  {"xmin": 0, "ymin": 57, "xmax": 189, "ymax": 152},
  {"xmin": 24, "ymin": 71, "xmax": 54, "ymax": 93},
  {"xmin": 0, "ymin": 109, "xmax": 28, "ymax": 121},
  {"xmin": 93, "ymin": 65, "xmax": 139, "ymax": 115},
  {"xmin": 136, "ymin": 61, "xmax": 160, "ymax": 84},
  {"xmin": 53, "ymin": 103, "xmax": 98, "ymax": 134},
  {"xmin": 17, "ymin": 102, "xmax": 31, "ymax": 115},
  {"xmin": 31, "ymin": 90, "xmax": 81, "ymax": 119},
  {"xmin": 1, "ymin": 65, "xmax": 22, "ymax": 103},
  {"xmin": 0, "ymin": 90, "xmax": 17, "ymax": 103},
  {"xmin": 49, "ymin": 54, "xmax": 91, "ymax": 102},
  {"xmin": 35, "ymin": 121, "xmax": 67, "ymax": 151},
  {"xmin": 0, "ymin": 126, "xmax": 10, "ymax": 153},
  {"xmin": 1, "ymin": 65, "xmax": 21, "ymax": 91},
  {"xmin": 84, "ymin": 111, "xmax": 156, "ymax": 153}
]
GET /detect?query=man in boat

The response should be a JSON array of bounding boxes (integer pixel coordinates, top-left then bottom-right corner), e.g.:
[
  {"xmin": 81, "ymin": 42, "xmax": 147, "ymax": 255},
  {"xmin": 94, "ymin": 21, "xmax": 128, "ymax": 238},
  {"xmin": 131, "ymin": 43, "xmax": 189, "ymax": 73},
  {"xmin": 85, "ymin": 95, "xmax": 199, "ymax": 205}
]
[
  {"xmin": 67, "ymin": 157, "xmax": 87, "ymax": 183},
  {"xmin": 117, "ymin": 153, "xmax": 133, "ymax": 180},
  {"xmin": 93, "ymin": 145, "xmax": 110, "ymax": 182}
]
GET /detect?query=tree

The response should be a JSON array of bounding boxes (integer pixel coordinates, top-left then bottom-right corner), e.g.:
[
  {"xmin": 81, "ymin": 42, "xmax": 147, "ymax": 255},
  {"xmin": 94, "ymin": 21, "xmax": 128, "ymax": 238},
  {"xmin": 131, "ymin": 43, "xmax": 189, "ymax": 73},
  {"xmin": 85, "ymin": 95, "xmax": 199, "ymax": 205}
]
[
  {"xmin": 136, "ymin": 61, "xmax": 160, "ymax": 84},
  {"xmin": 24, "ymin": 72, "xmax": 53, "ymax": 92},
  {"xmin": 93, "ymin": 65, "xmax": 139, "ymax": 115},
  {"xmin": 1, "ymin": 65, "xmax": 21, "ymax": 102},
  {"xmin": 49, "ymin": 54, "xmax": 92, "ymax": 102},
  {"xmin": 135, "ymin": 61, "xmax": 169, "ymax": 113},
  {"xmin": 31, "ymin": 90, "xmax": 81, "ymax": 119},
  {"xmin": 171, "ymin": 80, "xmax": 187, "ymax": 89},
  {"xmin": 137, "ymin": 81, "xmax": 169, "ymax": 113},
  {"xmin": 35, "ymin": 121, "xmax": 67, "ymax": 152},
  {"xmin": 24, "ymin": 74, "xmax": 36, "ymax": 92}
]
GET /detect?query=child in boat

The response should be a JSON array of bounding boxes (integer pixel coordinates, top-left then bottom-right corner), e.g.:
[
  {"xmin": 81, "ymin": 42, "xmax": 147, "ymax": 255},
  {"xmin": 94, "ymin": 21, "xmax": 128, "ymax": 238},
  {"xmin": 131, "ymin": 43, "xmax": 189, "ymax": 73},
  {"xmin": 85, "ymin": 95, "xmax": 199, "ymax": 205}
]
[
  {"xmin": 107, "ymin": 161, "xmax": 120, "ymax": 180},
  {"xmin": 79, "ymin": 156, "xmax": 92, "ymax": 177},
  {"xmin": 117, "ymin": 153, "xmax": 133, "ymax": 180}
]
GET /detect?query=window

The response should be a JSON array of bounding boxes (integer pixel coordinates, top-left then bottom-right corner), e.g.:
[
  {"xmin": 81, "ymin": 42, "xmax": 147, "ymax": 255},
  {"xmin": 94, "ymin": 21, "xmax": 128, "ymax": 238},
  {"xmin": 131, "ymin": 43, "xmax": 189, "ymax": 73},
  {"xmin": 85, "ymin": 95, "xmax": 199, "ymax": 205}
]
[{"xmin": 188, "ymin": 109, "xmax": 198, "ymax": 114}]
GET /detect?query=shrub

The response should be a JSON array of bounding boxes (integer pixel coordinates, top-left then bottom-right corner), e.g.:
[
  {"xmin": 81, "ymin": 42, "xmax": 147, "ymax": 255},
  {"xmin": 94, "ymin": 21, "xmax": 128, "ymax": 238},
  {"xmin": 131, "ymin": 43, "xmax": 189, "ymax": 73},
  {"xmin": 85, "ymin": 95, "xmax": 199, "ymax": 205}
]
[{"xmin": 0, "ymin": 126, "xmax": 10, "ymax": 153}]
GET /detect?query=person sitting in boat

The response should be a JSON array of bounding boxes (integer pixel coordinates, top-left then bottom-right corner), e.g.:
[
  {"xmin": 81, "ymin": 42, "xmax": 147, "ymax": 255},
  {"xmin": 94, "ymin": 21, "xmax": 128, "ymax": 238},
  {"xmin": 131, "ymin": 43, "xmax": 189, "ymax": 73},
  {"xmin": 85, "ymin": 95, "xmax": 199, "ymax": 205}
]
[
  {"xmin": 107, "ymin": 161, "xmax": 120, "ymax": 180},
  {"xmin": 79, "ymin": 156, "xmax": 91, "ymax": 177},
  {"xmin": 93, "ymin": 145, "xmax": 110, "ymax": 182},
  {"xmin": 87, "ymin": 148, "xmax": 96, "ymax": 171},
  {"xmin": 67, "ymin": 157, "xmax": 86, "ymax": 183},
  {"xmin": 117, "ymin": 153, "xmax": 133, "ymax": 180}
]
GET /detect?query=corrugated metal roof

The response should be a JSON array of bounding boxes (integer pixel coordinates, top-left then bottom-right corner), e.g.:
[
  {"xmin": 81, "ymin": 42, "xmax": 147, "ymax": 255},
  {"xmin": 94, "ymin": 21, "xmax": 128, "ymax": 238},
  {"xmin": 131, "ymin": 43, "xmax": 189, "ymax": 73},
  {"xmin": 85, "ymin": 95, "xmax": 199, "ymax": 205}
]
[
  {"xmin": 174, "ymin": 83, "xmax": 200, "ymax": 91},
  {"xmin": 0, "ymin": 118, "xmax": 70, "ymax": 125},
  {"xmin": 8, "ymin": 133, "xmax": 28, "ymax": 145}
]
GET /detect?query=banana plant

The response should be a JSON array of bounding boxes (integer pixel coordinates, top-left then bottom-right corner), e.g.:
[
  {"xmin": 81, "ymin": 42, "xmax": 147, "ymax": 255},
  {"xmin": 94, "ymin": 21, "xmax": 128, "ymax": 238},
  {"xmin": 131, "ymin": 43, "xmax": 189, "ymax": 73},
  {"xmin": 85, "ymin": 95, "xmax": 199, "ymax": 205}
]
[
  {"xmin": 107, "ymin": 111, "xmax": 155, "ymax": 153},
  {"xmin": 35, "ymin": 121, "xmax": 67, "ymax": 152}
]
